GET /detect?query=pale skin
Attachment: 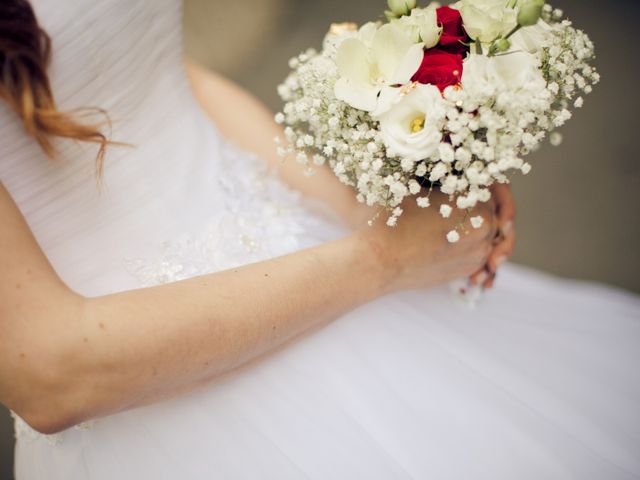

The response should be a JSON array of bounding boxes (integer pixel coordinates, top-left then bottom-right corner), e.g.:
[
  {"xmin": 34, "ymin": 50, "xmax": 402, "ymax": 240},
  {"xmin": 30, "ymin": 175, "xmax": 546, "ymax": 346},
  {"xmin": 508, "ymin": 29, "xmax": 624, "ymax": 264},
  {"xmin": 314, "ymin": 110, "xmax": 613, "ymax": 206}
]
[{"xmin": 0, "ymin": 59, "xmax": 516, "ymax": 434}]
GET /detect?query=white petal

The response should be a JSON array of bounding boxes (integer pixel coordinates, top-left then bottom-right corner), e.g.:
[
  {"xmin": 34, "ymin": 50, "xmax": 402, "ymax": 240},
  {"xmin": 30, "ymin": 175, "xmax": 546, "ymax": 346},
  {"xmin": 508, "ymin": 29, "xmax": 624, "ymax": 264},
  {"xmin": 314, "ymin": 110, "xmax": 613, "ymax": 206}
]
[
  {"xmin": 336, "ymin": 38, "xmax": 370, "ymax": 84},
  {"xmin": 371, "ymin": 24, "xmax": 416, "ymax": 83},
  {"xmin": 334, "ymin": 77, "xmax": 379, "ymax": 112},
  {"xmin": 447, "ymin": 230, "xmax": 461, "ymax": 243},
  {"xmin": 358, "ymin": 22, "xmax": 379, "ymax": 46},
  {"xmin": 371, "ymin": 86, "xmax": 403, "ymax": 117},
  {"xmin": 421, "ymin": 24, "xmax": 442, "ymax": 49},
  {"xmin": 489, "ymin": 51, "xmax": 543, "ymax": 90},
  {"xmin": 391, "ymin": 43, "xmax": 425, "ymax": 85}
]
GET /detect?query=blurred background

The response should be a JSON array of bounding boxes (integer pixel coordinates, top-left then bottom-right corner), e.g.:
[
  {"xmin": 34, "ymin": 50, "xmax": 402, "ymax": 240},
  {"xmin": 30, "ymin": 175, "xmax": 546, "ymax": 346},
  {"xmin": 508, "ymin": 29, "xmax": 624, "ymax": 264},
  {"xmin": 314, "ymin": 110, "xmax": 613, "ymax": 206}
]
[{"xmin": 2, "ymin": 0, "xmax": 639, "ymax": 477}]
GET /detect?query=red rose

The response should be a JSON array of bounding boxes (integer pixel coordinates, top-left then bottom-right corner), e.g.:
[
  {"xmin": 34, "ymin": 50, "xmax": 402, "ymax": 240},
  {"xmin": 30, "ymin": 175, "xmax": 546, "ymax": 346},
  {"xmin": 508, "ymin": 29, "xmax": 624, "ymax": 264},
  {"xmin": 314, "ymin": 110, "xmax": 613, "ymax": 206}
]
[
  {"xmin": 411, "ymin": 49, "xmax": 463, "ymax": 92},
  {"xmin": 436, "ymin": 6, "xmax": 470, "ymax": 55}
]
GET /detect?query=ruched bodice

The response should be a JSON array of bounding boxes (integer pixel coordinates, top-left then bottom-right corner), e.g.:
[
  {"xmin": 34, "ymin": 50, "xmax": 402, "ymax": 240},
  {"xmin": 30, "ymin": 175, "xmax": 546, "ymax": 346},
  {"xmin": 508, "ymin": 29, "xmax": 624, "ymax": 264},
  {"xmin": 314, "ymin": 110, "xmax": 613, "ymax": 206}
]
[{"xmin": 0, "ymin": 0, "xmax": 321, "ymax": 296}]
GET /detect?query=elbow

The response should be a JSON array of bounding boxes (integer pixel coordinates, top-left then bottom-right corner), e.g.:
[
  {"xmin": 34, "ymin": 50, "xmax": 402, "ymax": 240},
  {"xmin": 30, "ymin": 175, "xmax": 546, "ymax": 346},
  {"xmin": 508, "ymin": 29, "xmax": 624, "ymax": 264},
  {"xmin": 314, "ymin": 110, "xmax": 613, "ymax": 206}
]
[
  {"xmin": 12, "ymin": 375, "xmax": 92, "ymax": 435},
  {"xmin": 11, "ymin": 362, "xmax": 89, "ymax": 435},
  {"xmin": 9, "ymin": 375, "xmax": 87, "ymax": 435},
  {"xmin": 18, "ymin": 406, "xmax": 80, "ymax": 436},
  {"xmin": 2, "ymin": 293, "xmax": 95, "ymax": 435},
  {"xmin": 8, "ymin": 340, "xmax": 93, "ymax": 435}
]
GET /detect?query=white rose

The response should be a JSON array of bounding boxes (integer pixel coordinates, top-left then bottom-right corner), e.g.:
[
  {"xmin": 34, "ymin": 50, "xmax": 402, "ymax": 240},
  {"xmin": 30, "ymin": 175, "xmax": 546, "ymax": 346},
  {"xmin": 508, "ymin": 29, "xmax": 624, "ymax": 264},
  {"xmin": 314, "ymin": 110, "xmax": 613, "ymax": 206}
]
[
  {"xmin": 509, "ymin": 19, "xmax": 553, "ymax": 54},
  {"xmin": 461, "ymin": 51, "xmax": 545, "ymax": 96},
  {"xmin": 456, "ymin": 0, "xmax": 518, "ymax": 43},
  {"xmin": 377, "ymin": 84, "xmax": 446, "ymax": 163},
  {"xmin": 334, "ymin": 23, "xmax": 424, "ymax": 113},
  {"xmin": 394, "ymin": 5, "xmax": 442, "ymax": 48}
]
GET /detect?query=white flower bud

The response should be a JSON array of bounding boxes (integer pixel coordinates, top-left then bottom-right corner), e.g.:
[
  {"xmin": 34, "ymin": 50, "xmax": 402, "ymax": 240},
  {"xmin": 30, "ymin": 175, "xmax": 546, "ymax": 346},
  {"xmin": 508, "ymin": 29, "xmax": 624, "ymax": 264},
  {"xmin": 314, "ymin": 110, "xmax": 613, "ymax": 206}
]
[
  {"xmin": 489, "ymin": 38, "xmax": 511, "ymax": 56},
  {"xmin": 458, "ymin": 0, "xmax": 518, "ymax": 43},
  {"xmin": 438, "ymin": 143, "xmax": 455, "ymax": 163},
  {"xmin": 447, "ymin": 230, "xmax": 461, "ymax": 243},
  {"xmin": 470, "ymin": 216, "xmax": 485, "ymax": 229},
  {"xmin": 550, "ymin": 132, "xmax": 563, "ymax": 146},
  {"xmin": 429, "ymin": 162, "xmax": 448, "ymax": 182},
  {"xmin": 387, "ymin": 0, "xmax": 417, "ymax": 18},
  {"xmin": 440, "ymin": 204, "xmax": 453, "ymax": 218},
  {"xmin": 416, "ymin": 197, "xmax": 430, "ymax": 208},
  {"xmin": 517, "ymin": 0, "xmax": 545, "ymax": 27}
]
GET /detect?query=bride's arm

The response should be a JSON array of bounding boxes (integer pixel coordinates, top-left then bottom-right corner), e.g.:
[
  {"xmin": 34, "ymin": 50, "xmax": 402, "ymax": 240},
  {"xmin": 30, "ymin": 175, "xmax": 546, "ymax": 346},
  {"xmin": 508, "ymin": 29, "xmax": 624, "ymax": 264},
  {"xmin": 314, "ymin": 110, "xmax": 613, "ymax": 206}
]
[
  {"xmin": 184, "ymin": 59, "xmax": 518, "ymax": 284},
  {"xmin": 0, "ymin": 182, "xmax": 496, "ymax": 435},
  {"xmin": 184, "ymin": 59, "xmax": 371, "ymax": 227}
]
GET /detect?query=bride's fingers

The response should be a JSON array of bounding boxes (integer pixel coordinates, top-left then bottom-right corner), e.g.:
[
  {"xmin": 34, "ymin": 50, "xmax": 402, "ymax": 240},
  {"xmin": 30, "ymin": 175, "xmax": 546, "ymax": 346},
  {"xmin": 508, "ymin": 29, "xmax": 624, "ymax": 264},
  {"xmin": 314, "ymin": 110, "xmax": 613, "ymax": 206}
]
[
  {"xmin": 469, "ymin": 227, "xmax": 515, "ymax": 289},
  {"xmin": 466, "ymin": 185, "xmax": 515, "ymax": 288},
  {"xmin": 487, "ymin": 229, "xmax": 516, "ymax": 273},
  {"xmin": 469, "ymin": 266, "xmax": 492, "ymax": 286},
  {"xmin": 491, "ymin": 183, "xmax": 516, "ymax": 233},
  {"xmin": 483, "ymin": 272, "xmax": 496, "ymax": 290}
]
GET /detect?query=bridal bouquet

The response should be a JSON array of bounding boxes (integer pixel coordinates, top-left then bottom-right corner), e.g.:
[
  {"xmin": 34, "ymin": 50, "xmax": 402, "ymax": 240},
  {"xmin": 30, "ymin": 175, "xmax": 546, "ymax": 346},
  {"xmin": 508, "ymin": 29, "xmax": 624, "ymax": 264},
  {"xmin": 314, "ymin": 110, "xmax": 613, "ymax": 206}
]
[{"xmin": 276, "ymin": 0, "xmax": 599, "ymax": 241}]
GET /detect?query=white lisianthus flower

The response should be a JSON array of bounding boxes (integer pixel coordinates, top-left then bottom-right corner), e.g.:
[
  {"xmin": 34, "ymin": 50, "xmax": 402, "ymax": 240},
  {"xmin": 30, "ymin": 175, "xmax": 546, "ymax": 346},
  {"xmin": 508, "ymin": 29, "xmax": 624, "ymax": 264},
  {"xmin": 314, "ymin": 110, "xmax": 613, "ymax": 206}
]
[
  {"xmin": 334, "ymin": 23, "xmax": 424, "ymax": 114},
  {"xmin": 461, "ymin": 51, "xmax": 545, "ymax": 96},
  {"xmin": 394, "ymin": 5, "xmax": 442, "ymax": 48},
  {"xmin": 488, "ymin": 50, "xmax": 545, "ymax": 91},
  {"xmin": 509, "ymin": 19, "xmax": 552, "ymax": 54},
  {"xmin": 456, "ymin": 0, "xmax": 518, "ymax": 43},
  {"xmin": 377, "ymin": 84, "xmax": 446, "ymax": 162}
]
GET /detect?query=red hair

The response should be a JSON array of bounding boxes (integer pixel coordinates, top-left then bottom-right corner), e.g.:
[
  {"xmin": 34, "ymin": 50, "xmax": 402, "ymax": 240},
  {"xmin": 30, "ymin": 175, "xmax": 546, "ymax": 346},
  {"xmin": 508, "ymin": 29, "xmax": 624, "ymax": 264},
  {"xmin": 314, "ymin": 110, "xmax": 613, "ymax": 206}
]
[{"xmin": 0, "ymin": 0, "xmax": 113, "ymax": 176}]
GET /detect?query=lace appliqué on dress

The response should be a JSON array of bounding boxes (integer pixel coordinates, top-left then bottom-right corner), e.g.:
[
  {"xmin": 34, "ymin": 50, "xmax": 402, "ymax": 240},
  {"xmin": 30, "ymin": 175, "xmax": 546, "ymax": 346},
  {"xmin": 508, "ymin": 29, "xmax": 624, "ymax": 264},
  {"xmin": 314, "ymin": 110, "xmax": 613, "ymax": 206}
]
[{"xmin": 123, "ymin": 142, "xmax": 320, "ymax": 287}]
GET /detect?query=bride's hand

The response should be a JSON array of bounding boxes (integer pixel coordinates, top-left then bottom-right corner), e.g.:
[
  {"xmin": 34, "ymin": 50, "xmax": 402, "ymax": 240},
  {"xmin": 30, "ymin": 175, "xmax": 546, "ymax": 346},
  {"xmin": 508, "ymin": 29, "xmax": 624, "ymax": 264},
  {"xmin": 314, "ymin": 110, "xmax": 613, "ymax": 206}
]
[
  {"xmin": 357, "ymin": 190, "xmax": 498, "ymax": 293},
  {"xmin": 469, "ymin": 184, "xmax": 516, "ymax": 289}
]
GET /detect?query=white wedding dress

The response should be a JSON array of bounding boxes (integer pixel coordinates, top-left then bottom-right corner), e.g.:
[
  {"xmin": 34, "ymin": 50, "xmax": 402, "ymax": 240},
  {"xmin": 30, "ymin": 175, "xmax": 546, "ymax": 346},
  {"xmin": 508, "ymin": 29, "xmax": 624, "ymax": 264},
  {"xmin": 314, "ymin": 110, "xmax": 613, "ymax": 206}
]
[{"xmin": 2, "ymin": 1, "xmax": 640, "ymax": 479}]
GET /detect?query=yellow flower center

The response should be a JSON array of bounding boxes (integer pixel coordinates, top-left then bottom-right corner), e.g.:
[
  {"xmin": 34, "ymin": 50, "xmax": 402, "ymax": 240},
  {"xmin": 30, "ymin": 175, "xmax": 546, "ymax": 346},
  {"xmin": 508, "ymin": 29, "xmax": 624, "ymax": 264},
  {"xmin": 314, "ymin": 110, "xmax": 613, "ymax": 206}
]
[{"xmin": 411, "ymin": 115, "xmax": 425, "ymax": 133}]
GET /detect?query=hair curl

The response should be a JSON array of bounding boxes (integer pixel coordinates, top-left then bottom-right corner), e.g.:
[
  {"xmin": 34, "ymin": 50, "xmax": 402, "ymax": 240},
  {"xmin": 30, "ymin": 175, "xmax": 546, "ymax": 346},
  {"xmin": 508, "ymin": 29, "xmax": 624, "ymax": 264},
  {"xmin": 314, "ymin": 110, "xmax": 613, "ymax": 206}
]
[{"xmin": 0, "ymin": 0, "xmax": 112, "ymax": 176}]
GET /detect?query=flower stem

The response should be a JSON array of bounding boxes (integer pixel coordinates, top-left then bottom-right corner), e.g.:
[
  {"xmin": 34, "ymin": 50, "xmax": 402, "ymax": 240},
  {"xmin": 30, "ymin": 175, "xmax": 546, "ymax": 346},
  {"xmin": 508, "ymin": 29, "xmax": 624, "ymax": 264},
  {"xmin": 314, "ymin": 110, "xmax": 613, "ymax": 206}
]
[{"xmin": 505, "ymin": 24, "xmax": 522, "ymax": 40}]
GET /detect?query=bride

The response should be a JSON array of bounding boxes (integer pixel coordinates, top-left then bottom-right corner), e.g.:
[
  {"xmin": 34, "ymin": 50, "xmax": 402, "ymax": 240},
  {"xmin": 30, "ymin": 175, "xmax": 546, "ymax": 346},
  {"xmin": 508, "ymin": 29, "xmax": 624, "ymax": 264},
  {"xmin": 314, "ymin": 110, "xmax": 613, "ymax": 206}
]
[{"xmin": 1, "ymin": 0, "xmax": 639, "ymax": 478}]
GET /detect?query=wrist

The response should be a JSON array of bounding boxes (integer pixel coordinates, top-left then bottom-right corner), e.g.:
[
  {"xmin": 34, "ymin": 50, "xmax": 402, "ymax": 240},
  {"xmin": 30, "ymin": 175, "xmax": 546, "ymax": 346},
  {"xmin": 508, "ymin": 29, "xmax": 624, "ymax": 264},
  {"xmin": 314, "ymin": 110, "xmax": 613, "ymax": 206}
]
[{"xmin": 347, "ymin": 230, "xmax": 399, "ymax": 297}]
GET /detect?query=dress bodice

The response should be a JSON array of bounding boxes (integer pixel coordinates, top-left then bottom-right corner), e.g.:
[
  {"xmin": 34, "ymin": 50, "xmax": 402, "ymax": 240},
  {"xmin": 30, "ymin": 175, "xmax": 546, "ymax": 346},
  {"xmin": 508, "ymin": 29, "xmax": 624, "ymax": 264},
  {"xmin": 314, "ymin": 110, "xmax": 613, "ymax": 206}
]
[{"xmin": 0, "ymin": 0, "xmax": 325, "ymax": 296}]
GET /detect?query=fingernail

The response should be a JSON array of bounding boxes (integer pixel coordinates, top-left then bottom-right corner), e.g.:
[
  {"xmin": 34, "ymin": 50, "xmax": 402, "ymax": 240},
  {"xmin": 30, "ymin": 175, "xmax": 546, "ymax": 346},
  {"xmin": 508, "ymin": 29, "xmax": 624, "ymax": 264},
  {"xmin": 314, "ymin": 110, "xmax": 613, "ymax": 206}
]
[{"xmin": 501, "ymin": 221, "xmax": 513, "ymax": 237}]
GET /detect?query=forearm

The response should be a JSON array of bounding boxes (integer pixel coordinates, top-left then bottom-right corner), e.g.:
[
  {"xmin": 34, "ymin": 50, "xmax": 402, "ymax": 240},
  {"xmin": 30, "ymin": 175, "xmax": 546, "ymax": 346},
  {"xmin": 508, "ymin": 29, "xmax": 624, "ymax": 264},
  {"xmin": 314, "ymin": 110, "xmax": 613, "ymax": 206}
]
[
  {"xmin": 184, "ymin": 59, "xmax": 371, "ymax": 228},
  {"xmin": 18, "ymin": 233, "xmax": 386, "ymax": 433}
]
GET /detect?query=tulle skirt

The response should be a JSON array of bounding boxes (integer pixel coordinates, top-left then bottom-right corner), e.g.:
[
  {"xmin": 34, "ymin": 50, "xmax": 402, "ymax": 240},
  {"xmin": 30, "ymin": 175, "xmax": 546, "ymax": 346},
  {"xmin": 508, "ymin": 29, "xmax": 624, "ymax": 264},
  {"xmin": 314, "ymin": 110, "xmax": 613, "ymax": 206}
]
[{"xmin": 14, "ymin": 262, "xmax": 640, "ymax": 479}]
